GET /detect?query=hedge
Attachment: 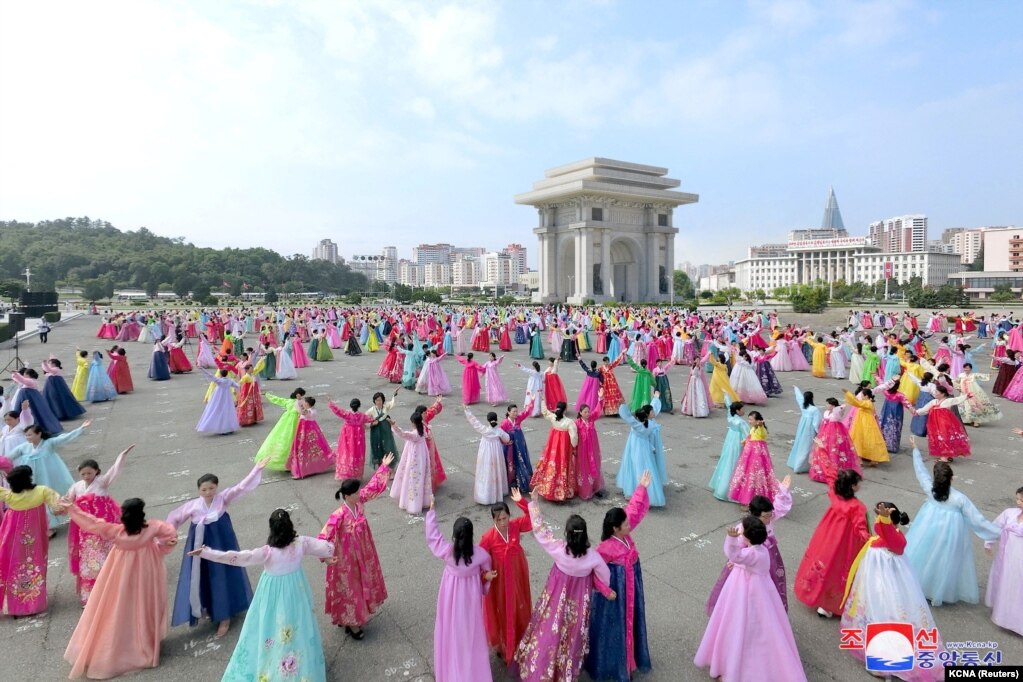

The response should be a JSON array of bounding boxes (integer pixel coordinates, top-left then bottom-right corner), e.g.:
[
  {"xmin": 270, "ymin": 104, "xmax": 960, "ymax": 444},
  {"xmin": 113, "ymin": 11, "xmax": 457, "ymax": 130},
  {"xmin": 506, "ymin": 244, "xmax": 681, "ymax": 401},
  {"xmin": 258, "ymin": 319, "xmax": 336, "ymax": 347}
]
[
  {"xmin": 42, "ymin": 312, "xmax": 62, "ymax": 323},
  {"xmin": 0, "ymin": 323, "xmax": 13, "ymax": 343}
]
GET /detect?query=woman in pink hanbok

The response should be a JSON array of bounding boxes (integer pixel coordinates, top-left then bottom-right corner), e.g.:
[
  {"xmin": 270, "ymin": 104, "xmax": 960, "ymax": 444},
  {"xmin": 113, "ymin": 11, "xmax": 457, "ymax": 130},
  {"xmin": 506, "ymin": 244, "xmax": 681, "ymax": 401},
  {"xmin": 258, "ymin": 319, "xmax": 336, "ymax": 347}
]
[
  {"xmin": 456, "ymin": 353, "xmax": 485, "ymax": 404},
  {"xmin": 288, "ymin": 397, "xmax": 334, "ymax": 479},
  {"xmin": 694, "ymin": 519, "xmax": 807, "ymax": 682},
  {"xmin": 680, "ymin": 361, "xmax": 712, "ymax": 417},
  {"xmin": 576, "ymin": 359, "xmax": 603, "ymax": 415},
  {"xmin": 729, "ymin": 352, "xmax": 768, "ymax": 404},
  {"xmin": 413, "ymin": 350, "xmax": 449, "ymax": 396},
  {"xmin": 574, "ymin": 404, "xmax": 604, "ymax": 500},
  {"xmin": 514, "ymin": 492, "xmax": 615, "ymax": 681},
  {"xmin": 425, "ymin": 501, "xmax": 495, "ymax": 682},
  {"xmin": 195, "ymin": 335, "xmax": 217, "ymax": 369},
  {"xmin": 0, "ymin": 466, "xmax": 67, "ymax": 616},
  {"xmin": 389, "ymin": 413, "xmax": 433, "ymax": 514},
  {"xmin": 65, "ymin": 445, "xmax": 132, "ymax": 605},
  {"xmin": 787, "ymin": 335, "xmax": 811, "ymax": 371},
  {"xmin": 328, "ymin": 398, "xmax": 375, "ymax": 480},
  {"xmin": 728, "ymin": 412, "xmax": 779, "ymax": 505},
  {"xmin": 320, "ymin": 455, "xmax": 394, "ymax": 639},
  {"xmin": 290, "ymin": 334, "xmax": 310, "ymax": 368},
  {"xmin": 809, "ymin": 399, "xmax": 861, "ymax": 482},
  {"xmin": 482, "ymin": 353, "xmax": 508, "ymax": 405}
]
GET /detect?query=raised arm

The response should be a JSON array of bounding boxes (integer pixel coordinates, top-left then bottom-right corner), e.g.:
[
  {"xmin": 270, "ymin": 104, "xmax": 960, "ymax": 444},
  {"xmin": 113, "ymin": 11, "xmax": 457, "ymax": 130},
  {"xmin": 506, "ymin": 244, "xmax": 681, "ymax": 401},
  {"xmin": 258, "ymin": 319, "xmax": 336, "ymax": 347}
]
[
  {"xmin": 97, "ymin": 445, "xmax": 131, "ymax": 488},
  {"xmin": 527, "ymin": 499, "xmax": 567, "ymax": 559},
  {"xmin": 463, "ymin": 408, "xmax": 488, "ymax": 435},
  {"xmin": 264, "ymin": 393, "xmax": 290, "ymax": 408},
  {"xmin": 959, "ymin": 495, "xmax": 1001, "ymax": 543},
  {"xmin": 200, "ymin": 545, "xmax": 271, "ymax": 567},
  {"xmin": 221, "ymin": 463, "xmax": 265, "ymax": 505},
  {"xmin": 793, "ymin": 386, "xmax": 804, "ymax": 410},
  {"xmin": 425, "ymin": 509, "xmax": 452, "ymax": 560},
  {"xmin": 624, "ymin": 484, "xmax": 650, "ymax": 530},
  {"xmin": 911, "ymin": 447, "xmax": 933, "ymax": 497},
  {"xmin": 47, "ymin": 424, "xmax": 88, "ymax": 447},
  {"xmin": 69, "ymin": 506, "xmax": 123, "ymax": 541}
]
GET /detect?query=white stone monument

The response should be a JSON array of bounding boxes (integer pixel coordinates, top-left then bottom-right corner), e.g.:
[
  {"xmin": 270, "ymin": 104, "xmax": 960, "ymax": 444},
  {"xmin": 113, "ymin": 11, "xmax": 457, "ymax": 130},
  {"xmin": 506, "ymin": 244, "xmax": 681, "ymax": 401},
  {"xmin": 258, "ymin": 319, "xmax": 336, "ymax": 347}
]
[{"xmin": 515, "ymin": 158, "xmax": 698, "ymax": 303}]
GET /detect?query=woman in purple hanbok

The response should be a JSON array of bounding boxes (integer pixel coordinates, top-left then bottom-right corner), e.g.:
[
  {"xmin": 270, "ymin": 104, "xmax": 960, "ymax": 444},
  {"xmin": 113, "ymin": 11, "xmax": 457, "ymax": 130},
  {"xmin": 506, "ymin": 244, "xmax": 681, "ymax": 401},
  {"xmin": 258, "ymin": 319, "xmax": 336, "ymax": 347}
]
[
  {"xmin": 707, "ymin": 476, "xmax": 792, "ymax": 614},
  {"xmin": 425, "ymin": 501, "xmax": 495, "ymax": 682},
  {"xmin": 196, "ymin": 369, "xmax": 240, "ymax": 435},
  {"xmin": 513, "ymin": 491, "xmax": 615, "ymax": 681},
  {"xmin": 984, "ymin": 484, "xmax": 1023, "ymax": 636},
  {"xmin": 694, "ymin": 518, "xmax": 807, "ymax": 682}
]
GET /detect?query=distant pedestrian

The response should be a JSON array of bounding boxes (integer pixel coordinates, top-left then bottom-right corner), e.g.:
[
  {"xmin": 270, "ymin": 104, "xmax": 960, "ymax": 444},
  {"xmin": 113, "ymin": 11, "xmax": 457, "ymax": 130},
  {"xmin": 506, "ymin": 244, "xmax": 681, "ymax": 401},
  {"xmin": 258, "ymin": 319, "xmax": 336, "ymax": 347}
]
[{"xmin": 38, "ymin": 319, "xmax": 50, "ymax": 343}]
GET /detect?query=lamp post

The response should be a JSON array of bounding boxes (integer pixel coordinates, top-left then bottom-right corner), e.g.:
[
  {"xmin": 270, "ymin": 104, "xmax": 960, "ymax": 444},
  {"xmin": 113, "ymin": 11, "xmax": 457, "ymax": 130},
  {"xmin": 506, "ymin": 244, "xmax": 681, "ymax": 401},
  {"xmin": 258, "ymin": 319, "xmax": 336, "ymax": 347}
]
[{"xmin": 568, "ymin": 275, "xmax": 574, "ymax": 304}]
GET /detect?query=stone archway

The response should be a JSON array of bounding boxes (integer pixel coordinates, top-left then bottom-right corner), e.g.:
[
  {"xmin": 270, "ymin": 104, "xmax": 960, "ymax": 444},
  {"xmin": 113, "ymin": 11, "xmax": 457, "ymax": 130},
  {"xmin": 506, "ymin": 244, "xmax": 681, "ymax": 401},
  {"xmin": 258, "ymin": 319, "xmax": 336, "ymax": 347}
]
[
  {"xmin": 609, "ymin": 238, "xmax": 641, "ymax": 303},
  {"xmin": 557, "ymin": 236, "xmax": 575, "ymax": 301}
]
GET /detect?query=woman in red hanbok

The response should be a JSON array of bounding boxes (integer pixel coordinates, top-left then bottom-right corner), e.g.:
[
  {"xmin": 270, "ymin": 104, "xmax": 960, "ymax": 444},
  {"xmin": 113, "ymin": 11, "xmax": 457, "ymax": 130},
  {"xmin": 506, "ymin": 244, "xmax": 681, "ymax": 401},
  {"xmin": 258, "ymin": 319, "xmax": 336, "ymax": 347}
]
[
  {"xmin": 530, "ymin": 401, "xmax": 578, "ymax": 501},
  {"xmin": 499, "ymin": 323, "xmax": 512, "ymax": 352},
  {"xmin": 419, "ymin": 398, "xmax": 448, "ymax": 490},
  {"xmin": 328, "ymin": 398, "xmax": 375, "ymax": 480},
  {"xmin": 543, "ymin": 358, "xmax": 567, "ymax": 407},
  {"xmin": 167, "ymin": 337, "xmax": 193, "ymax": 374},
  {"xmin": 106, "ymin": 347, "xmax": 134, "ymax": 394},
  {"xmin": 288, "ymin": 397, "xmax": 334, "ymax": 479},
  {"xmin": 235, "ymin": 366, "xmax": 264, "ymax": 427},
  {"xmin": 456, "ymin": 353, "xmax": 485, "ymax": 405},
  {"xmin": 910, "ymin": 385, "xmax": 971, "ymax": 460},
  {"xmin": 598, "ymin": 354, "xmax": 626, "ymax": 416},
  {"xmin": 319, "ymin": 455, "xmax": 393, "ymax": 639},
  {"xmin": 479, "ymin": 488, "xmax": 533, "ymax": 666},
  {"xmin": 471, "ymin": 323, "xmax": 490, "ymax": 352},
  {"xmin": 793, "ymin": 466, "xmax": 870, "ymax": 617}
]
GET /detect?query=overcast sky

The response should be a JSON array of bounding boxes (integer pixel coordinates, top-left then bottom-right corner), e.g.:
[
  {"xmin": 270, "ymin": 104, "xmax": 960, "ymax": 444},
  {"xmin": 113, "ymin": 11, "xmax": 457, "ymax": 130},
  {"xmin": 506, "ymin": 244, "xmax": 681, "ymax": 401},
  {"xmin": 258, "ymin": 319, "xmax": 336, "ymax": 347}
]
[{"xmin": 1, "ymin": 0, "xmax": 1020, "ymax": 268}]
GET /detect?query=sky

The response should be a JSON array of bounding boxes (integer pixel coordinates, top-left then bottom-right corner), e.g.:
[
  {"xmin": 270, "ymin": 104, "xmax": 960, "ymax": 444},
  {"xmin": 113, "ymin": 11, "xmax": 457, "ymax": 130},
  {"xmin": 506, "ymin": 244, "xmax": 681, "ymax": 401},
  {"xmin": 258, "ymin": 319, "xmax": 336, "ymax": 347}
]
[{"xmin": 1, "ymin": 0, "xmax": 1021, "ymax": 268}]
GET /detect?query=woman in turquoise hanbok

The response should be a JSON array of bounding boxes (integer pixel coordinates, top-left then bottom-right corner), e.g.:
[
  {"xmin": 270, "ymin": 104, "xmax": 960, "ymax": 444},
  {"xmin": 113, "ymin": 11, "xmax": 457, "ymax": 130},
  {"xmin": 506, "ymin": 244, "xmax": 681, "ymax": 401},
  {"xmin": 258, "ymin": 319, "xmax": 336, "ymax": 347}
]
[
  {"xmin": 616, "ymin": 394, "xmax": 667, "ymax": 507},
  {"xmin": 904, "ymin": 442, "xmax": 1000, "ymax": 606},
  {"xmin": 786, "ymin": 387, "xmax": 821, "ymax": 473},
  {"xmin": 709, "ymin": 397, "xmax": 749, "ymax": 501}
]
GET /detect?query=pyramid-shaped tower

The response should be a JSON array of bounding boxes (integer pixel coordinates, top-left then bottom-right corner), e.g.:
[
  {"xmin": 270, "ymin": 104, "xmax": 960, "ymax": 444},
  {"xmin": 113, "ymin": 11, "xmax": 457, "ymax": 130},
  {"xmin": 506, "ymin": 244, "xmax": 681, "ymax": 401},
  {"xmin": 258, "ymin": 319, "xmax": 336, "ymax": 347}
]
[{"xmin": 821, "ymin": 187, "xmax": 845, "ymax": 231}]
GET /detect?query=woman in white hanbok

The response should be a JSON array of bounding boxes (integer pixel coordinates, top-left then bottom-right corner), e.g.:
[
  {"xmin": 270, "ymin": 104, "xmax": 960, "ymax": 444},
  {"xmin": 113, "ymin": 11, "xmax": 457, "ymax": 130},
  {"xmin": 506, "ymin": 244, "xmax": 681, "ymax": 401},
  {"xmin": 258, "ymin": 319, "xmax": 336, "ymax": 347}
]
[
  {"xmin": 463, "ymin": 408, "xmax": 510, "ymax": 505},
  {"xmin": 729, "ymin": 352, "xmax": 767, "ymax": 404}
]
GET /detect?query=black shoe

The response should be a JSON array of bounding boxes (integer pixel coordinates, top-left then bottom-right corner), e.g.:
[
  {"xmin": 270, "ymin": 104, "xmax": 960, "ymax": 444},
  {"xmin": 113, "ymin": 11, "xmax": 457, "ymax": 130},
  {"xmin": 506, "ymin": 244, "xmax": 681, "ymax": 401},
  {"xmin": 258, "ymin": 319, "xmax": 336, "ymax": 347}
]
[{"xmin": 345, "ymin": 626, "xmax": 365, "ymax": 640}]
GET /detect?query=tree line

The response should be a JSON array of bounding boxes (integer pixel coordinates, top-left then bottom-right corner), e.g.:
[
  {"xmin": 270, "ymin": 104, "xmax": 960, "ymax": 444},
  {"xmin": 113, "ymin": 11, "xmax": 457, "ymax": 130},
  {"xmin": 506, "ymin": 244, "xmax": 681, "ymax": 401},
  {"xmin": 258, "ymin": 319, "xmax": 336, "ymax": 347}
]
[{"xmin": 0, "ymin": 217, "xmax": 368, "ymax": 302}]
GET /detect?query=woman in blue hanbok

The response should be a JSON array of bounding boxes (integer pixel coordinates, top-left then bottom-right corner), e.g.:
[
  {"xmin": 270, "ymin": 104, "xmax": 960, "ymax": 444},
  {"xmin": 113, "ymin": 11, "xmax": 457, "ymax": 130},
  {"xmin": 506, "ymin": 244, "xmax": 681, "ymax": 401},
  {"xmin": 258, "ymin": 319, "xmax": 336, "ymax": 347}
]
[
  {"xmin": 8, "ymin": 420, "xmax": 91, "ymax": 529},
  {"xmin": 442, "ymin": 327, "xmax": 454, "ymax": 355},
  {"xmin": 709, "ymin": 397, "xmax": 749, "ymax": 501},
  {"xmin": 168, "ymin": 460, "xmax": 266, "ymax": 637},
  {"xmin": 607, "ymin": 330, "xmax": 622, "ymax": 364},
  {"xmin": 85, "ymin": 351, "xmax": 118, "ymax": 402},
  {"xmin": 147, "ymin": 340, "xmax": 171, "ymax": 381},
  {"xmin": 616, "ymin": 395, "xmax": 667, "ymax": 507},
  {"xmin": 398, "ymin": 344, "xmax": 418, "ymax": 389},
  {"xmin": 786, "ymin": 387, "xmax": 821, "ymax": 473},
  {"xmin": 904, "ymin": 443, "xmax": 1000, "ymax": 606}
]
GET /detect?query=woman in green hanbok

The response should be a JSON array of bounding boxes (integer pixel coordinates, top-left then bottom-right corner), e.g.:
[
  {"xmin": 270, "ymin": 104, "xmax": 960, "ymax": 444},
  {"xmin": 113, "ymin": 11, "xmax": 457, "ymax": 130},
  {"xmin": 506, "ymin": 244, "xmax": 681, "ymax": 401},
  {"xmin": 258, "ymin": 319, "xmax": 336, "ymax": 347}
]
[
  {"xmin": 315, "ymin": 330, "xmax": 334, "ymax": 361},
  {"xmin": 625, "ymin": 356, "xmax": 654, "ymax": 411},
  {"xmin": 367, "ymin": 388, "xmax": 400, "ymax": 468},
  {"xmin": 256, "ymin": 388, "xmax": 306, "ymax": 471}
]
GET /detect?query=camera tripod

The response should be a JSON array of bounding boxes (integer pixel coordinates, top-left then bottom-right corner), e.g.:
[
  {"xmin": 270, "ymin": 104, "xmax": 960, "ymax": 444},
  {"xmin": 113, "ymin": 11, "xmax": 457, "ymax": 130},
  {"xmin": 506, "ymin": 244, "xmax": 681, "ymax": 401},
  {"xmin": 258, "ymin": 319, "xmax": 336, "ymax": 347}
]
[{"xmin": 1, "ymin": 332, "xmax": 26, "ymax": 373}]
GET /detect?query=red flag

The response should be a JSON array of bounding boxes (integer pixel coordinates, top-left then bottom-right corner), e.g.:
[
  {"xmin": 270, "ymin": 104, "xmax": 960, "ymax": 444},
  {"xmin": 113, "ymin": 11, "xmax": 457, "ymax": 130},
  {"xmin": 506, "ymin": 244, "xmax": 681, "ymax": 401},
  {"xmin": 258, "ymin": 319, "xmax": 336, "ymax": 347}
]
[
  {"xmin": 222, "ymin": 280, "xmax": 230, "ymax": 287},
  {"xmin": 243, "ymin": 282, "xmax": 250, "ymax": 289}
]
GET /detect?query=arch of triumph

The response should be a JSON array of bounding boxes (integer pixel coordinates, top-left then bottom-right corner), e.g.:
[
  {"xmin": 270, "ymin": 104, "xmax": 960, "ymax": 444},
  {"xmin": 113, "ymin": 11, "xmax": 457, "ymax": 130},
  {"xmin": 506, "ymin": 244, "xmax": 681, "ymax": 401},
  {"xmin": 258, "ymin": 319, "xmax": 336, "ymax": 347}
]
[{"xmin": 515, "ymin": 158, "xmax": 699, "ymax": 303}]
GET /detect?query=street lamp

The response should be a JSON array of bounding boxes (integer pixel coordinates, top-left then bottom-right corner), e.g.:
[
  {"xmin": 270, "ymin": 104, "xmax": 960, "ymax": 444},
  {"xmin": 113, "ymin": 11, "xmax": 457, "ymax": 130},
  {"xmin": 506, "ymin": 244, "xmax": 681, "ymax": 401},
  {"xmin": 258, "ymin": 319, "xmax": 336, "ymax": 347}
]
[{"xmin": 568, "ymin": 275, "xmax": 574, "ymax": 304}]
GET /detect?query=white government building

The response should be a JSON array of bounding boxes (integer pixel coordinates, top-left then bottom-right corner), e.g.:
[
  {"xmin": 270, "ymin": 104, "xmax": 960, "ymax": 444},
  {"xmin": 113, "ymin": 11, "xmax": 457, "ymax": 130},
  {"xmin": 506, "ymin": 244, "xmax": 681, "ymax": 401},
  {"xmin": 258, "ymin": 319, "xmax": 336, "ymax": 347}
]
[{"xmin": 729, "ymin": 189, "xmax": 961, "ymax": 293}]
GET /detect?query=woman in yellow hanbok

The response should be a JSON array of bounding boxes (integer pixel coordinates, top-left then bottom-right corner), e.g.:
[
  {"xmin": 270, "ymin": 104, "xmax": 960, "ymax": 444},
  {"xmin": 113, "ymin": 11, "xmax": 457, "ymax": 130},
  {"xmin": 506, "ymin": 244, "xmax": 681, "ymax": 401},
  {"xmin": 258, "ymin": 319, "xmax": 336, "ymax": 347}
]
[
  {"xmin": 366, "ymin": 316, "xmax": 380, "ymax": 352},
  {"xmin": 806, "ymin": 336, "xmax": 829, "ymax": 378},
  {"xmin": 71, "ymin": 350, "xmax": 90, "ymax": 401},
  {"xmin": 844, "ymin": 388, "xmax": 889, "ymax": 464},
  {"xmin": 897, "ymin": 354, "xmax": 924, "ymax": 404},
  {"xmin": 706, "ymin": 350, "xmax": 740, "ymax": 407}
]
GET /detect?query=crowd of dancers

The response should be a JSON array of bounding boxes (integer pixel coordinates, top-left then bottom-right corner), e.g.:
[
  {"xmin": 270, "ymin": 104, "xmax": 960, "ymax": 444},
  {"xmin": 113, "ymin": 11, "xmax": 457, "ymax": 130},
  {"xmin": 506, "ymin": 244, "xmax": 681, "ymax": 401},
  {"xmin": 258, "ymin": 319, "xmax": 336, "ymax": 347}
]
[{"xmin": 0, "ymin": 304, "xmax": 1020, "ymax": 681}]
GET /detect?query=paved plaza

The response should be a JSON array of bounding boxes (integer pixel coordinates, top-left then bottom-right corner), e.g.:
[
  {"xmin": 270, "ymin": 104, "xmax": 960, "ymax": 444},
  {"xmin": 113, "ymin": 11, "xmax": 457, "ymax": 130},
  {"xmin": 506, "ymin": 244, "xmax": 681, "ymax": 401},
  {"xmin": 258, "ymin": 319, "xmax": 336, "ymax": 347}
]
[{"xmin": 1, "ymin": 313, "xmax": 1021, "ymax": 681}]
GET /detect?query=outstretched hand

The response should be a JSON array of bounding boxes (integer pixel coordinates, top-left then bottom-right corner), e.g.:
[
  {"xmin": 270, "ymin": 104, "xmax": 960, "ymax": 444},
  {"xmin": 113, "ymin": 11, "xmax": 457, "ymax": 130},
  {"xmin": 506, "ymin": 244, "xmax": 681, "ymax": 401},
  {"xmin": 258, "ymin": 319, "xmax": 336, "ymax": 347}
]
[
  {"xmin": 638, "ymin": 470, "xmax": 652, "ymax": 488},
  {"xmin": 381, "ymin": 453, "xmax": 395, "ymax": 468},
  {"xmin": 187, "ymin": 545, "xmax": 207, "ymax": 557},
  {"xmin": 510, "ymin": 487, "xmax": 522, "ymax": 503},
  {"xmin": 726, "ymin": 526, "xmax": 741, "ymax": 538}
]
